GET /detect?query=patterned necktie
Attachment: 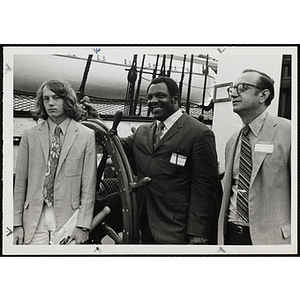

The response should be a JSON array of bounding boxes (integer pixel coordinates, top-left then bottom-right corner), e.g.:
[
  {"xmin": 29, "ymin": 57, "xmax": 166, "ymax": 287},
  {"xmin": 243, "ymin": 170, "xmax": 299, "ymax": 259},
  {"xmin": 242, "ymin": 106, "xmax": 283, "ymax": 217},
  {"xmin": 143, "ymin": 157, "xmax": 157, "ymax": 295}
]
[
  {"xmin": 43, "ymin": 125, "xmax": 62, "ymax": 207},
  {"xmin": 236, "ymin": 125, "xmax": 252, "ymax": 222},
  {"xmin": 154, "ymin": 121, "xmax": 165, "ymax": 146}
]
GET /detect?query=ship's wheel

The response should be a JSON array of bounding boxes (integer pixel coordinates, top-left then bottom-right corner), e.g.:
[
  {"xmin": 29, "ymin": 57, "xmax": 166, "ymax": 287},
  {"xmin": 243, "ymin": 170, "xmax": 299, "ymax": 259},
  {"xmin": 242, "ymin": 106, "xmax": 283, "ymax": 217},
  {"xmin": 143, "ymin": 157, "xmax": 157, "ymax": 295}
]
[{"xmin": 81, "ymin": 111, "xmax": 150, "ymax": 244}]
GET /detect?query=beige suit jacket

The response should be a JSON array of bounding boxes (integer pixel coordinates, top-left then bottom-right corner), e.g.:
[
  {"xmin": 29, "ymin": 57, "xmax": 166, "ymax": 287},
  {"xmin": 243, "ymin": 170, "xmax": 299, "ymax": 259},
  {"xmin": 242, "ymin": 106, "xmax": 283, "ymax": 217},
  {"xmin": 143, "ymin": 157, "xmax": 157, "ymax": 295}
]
[
  {"xmin": 218, "ymin": 113, "xmax": 291, "ymax": 245},
  {"xmin": 14, "ymin": 119, "xmax": 97, "ymax": 244}
]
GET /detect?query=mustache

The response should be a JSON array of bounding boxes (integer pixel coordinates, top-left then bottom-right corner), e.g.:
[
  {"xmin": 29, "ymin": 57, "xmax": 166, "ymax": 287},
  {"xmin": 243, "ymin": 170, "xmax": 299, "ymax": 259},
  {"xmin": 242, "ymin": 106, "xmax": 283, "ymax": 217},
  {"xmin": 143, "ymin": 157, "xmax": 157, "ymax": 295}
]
[{"xmin": 147, "ymin": 100, "xmax": 160, "ymax": 109}]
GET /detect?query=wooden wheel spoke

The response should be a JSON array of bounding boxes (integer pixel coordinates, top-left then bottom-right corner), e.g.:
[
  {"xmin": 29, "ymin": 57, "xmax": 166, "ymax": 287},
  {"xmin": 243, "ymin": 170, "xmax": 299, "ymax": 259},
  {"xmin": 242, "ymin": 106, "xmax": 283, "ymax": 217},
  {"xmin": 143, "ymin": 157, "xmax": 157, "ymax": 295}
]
[{"xmin": 81, "ymin": 112, "xmax": 151, "ymax": 244}]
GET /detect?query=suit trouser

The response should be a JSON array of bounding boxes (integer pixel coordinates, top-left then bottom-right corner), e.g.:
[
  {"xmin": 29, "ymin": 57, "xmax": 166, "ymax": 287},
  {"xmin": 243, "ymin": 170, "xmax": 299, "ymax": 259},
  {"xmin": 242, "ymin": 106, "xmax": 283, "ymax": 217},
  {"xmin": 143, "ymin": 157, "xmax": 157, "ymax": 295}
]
[
  {"xmin": 140, "ymin": 204, "xmax": 159, "ymax": 244},
  {"xmin": 26, "ymin": 203, "xmax": 75, "ymax": 245},
  {"xmin": 225, "ymin": 222, "xmax": 252, "ymax": 245},
  {"xmin": 26, "ymin": 203, "xmax": 57, "ymax": 245}
]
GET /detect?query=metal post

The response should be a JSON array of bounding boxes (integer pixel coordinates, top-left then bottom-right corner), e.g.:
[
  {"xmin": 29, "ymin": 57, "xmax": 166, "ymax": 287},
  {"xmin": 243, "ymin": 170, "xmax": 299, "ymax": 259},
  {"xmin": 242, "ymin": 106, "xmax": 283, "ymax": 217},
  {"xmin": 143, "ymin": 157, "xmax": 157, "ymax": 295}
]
[
  {"xmin": 153, "ymin": 54, "xmax": 159, "ymax": 79},
  {"xmin": 77, "ymin": 54, "xmax": 93, "ymax": 99},
  {"xmin": 160, "ymin": 54, "xmax": 166, "ymax": 76},
  {"xmin": 134, "ymin": 54, "xmax": 146, "ymax": 116},
  {"xmin": 167, "ymin": 54, "xmax": 173, "ymax": 77},
  {"xmin": 179, "ymin": 54, "xmax": 186, "ymax": 105},
  {"xmin": 128, "ymin": 54, "xmax": 138, "ymax": 115},
  {"xmin": 201, "ymin": 54, "xmax": 209, "ymax": 114},
  {"xmin": 186, "ymin": 54, "xmax": 194, "ymax": 115}
]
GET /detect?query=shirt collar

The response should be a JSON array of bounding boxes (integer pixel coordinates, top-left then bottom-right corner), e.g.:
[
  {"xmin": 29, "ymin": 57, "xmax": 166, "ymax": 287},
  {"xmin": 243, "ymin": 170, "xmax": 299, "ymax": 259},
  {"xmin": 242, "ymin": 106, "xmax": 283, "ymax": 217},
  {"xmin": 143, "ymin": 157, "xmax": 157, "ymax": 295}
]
[
  {"xmin": 156, "ymin": 109, "xmax": 183, "ymax": 130},
  {"xmin": 47, "ymin": 117, "xmax": 71, "ymax": 136},
  {"xmin": 247, "ymin": 110, "xmax": 268, "ymax": 137}
]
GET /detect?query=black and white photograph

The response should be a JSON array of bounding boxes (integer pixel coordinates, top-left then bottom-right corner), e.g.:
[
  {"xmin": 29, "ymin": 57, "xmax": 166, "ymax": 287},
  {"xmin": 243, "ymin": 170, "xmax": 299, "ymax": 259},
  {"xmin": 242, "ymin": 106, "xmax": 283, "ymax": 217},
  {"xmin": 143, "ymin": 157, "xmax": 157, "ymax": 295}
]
[{"xmin": 2, "ymin": 45, "xmax": 297, "ymax": 256}]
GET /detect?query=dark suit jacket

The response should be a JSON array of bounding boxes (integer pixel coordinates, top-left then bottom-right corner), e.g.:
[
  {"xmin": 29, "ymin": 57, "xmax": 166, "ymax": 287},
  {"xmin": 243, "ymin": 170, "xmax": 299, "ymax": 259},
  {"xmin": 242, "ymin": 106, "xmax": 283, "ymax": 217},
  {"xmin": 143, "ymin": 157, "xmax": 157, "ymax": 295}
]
[
  {"xmin": 122, "ymin": 113, "xmax": 219, "ymax": 243},
  {"xmin": 218, "ymin": 113, "xmax": 291, "ymax": 245}
]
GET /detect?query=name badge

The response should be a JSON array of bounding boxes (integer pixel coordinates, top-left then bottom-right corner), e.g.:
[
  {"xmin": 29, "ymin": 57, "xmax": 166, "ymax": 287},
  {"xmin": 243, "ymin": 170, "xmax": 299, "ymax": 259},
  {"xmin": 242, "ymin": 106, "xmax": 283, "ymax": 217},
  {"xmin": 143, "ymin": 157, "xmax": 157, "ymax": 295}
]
[
  {"xmin": 170, "ymin": 153, "xmax": 187, "ymax": 167},
  {"xmin": 254, "ymin": 142, "xmax": 274, "ymax": 154}
]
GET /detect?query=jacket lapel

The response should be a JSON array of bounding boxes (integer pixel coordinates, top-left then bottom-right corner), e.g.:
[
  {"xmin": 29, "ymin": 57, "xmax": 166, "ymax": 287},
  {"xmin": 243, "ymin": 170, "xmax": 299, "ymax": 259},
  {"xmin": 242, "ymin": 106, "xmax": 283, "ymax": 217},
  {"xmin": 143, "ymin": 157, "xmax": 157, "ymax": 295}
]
[
  {"xmin": 227, "ymin": 131, "xmax": 240, "ymax": 173},
  {"xmin": 148, "ymin": 121, "xmax": 156, "ymax": 151},
  {"xmin": 154, "ymin": 113, "xmax": 187, "ymax": 151},
  {"xmin": 38, "ymin": 120, "xmax": 50, "ymax": 166},
  {"xmin": 56, "ymin": 119, "xmax": 78, "ymax": 175},
  {"xmin": 224, "ymin": 131, "xmax": 240, "ymax": 197},
  {"xmin": 251, "ymin": 113, "xmax": 277, "ymax": 185}
]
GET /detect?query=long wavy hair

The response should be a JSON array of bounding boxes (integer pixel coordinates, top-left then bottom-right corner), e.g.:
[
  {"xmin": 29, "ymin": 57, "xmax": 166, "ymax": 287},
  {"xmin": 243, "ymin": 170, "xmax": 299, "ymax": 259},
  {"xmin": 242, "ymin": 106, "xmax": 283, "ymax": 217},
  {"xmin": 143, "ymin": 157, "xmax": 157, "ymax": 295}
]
[{"xmin": 32, "ymin": 79, "xmax": 83, "ymax": 121}]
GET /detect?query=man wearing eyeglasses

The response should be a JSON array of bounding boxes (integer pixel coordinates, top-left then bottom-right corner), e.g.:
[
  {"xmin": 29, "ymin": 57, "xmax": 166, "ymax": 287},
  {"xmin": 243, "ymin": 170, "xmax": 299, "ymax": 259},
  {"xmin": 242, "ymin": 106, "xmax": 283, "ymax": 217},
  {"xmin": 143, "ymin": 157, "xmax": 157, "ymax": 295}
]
[{"xmin": 218, "ymin": 69, "xmax": 291, "ymax": 245}]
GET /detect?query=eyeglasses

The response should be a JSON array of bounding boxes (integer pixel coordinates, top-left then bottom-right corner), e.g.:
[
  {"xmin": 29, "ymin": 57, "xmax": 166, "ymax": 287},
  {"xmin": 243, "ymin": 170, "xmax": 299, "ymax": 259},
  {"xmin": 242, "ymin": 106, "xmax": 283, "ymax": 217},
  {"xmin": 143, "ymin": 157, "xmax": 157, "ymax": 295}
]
[{"xmin": 227, "ymin": 82, "xmax": 262, "ymax": 96}]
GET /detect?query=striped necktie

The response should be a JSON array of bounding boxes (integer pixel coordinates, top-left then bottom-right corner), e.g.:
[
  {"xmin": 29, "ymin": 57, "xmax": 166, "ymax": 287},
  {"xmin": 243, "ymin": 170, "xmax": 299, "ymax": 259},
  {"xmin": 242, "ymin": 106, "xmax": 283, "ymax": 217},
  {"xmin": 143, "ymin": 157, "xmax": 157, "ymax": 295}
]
[
  {"xmin": 236, "ymin": 125, "xmax": 252, "ymax": 222},
  {"xmin": 42, "ymin": 125, "xmax": 62, "ymax": 207},
  {"xmin": 154, "ymin": 121, "xmax": 165, "ymax": 146}
]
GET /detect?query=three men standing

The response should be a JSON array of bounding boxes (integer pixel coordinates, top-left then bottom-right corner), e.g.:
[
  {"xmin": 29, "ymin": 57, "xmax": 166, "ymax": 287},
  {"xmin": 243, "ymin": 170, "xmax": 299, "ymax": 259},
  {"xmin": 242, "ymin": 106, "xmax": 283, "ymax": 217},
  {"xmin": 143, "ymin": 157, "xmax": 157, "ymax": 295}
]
[{"xmin": 13, "ymin": 69, "xmax": 291, "ymax": 247}]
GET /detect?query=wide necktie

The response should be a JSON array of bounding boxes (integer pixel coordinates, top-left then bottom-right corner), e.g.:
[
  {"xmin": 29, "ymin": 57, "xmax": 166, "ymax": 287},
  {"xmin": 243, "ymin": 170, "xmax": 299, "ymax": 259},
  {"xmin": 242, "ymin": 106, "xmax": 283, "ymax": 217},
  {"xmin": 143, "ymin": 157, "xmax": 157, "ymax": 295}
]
[
  {"xmin": 236, "ymin": 125, "xmax": 252, "ymax": 223},
  {"xmin": 154, "ymin": 121, "xmax": 165, "ymax": 146},
  {"xmin": 43, "ymin": 125, "xmax": 62, "ymax": 207}
]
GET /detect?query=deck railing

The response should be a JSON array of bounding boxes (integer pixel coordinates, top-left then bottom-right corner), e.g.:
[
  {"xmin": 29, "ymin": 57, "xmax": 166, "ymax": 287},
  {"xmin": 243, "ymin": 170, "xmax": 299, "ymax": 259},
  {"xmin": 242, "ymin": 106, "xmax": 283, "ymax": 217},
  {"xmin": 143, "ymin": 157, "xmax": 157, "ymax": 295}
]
[{"xmin": 13, "ymin": 91, "xmax": 213, "ymax": 123}]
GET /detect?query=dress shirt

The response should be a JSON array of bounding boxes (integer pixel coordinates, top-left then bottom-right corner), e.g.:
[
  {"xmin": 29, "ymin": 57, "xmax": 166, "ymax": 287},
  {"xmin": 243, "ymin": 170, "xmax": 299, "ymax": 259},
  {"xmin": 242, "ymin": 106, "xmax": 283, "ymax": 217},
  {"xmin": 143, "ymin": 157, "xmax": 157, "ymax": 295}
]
[
  {"xmin": 47, "ymin": 117, "xmax": 71, "ymax": 148},
  {"xmin": 228, "ymin": 110, "xmax": 268, "ymax": 226},
  {"xmin": 156, "ymin": 109, "xmax": 183, "ymax": 138}
]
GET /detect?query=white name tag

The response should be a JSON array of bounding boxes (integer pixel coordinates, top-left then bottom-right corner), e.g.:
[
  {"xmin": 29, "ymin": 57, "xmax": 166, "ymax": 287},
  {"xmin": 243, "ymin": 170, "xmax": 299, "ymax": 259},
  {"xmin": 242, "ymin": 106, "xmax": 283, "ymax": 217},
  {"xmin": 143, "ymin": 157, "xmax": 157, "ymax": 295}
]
[
  {"xmin": 170, "ymin": 153, "xmax": 187, "ymax": 167},
  {"xmin": 254, "ymin": 142, "xmax": 274, "ymax": 154}
]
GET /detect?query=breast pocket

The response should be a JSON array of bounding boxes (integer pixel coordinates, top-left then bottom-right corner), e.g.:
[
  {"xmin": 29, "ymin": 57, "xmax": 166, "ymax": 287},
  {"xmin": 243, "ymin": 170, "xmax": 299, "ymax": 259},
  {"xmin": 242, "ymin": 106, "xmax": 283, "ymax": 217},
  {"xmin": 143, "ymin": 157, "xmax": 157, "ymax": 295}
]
[
  {"xmin": 264, "ymin": 158, "xmax": 289, "ymax": 187},
  {"xmin": 265, "ymin": 158, "xmax": 287, "ymax": 169},
  {"xmin": 63, "ymin": 156, "xmax": 82, "ymax": 176}
]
